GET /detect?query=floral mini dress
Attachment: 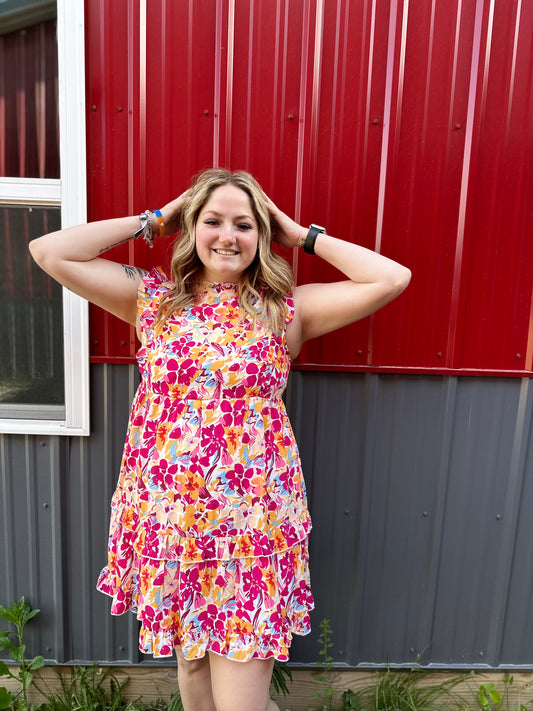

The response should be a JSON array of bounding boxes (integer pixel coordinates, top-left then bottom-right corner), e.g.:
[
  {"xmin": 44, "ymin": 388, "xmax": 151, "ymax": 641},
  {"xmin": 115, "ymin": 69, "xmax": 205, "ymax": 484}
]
[{"xmin": 97, "ymin": 268, "xmax": 314, "ymax": 661}]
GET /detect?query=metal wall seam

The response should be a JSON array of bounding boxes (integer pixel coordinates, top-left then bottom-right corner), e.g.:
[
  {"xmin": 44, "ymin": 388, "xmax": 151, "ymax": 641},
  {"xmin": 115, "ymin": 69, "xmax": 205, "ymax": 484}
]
[
  {"xmin": 485, "ymin": 377, "xmax": 533, "ymax": 662},
  {"xmin": 445, "ymin": 0, "xmax": 485, "ymax": 371}
]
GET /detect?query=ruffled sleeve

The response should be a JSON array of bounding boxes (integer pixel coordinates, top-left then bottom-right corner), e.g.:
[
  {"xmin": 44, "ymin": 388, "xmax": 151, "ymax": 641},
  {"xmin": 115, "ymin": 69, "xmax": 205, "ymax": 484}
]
[
  {"xmin": 284, "ymin": 293, "xmax": 295, "ymax": 325},
  {"xmin": 137, "ymin": 267, "xmax": 172, "ymax": 344}
]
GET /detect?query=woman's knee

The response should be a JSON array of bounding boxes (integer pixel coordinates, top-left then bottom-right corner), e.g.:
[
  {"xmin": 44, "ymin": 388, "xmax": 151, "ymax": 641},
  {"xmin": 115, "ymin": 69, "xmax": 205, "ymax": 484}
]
[
  {"xmin": 176, "ymin": 648, "xmax": 210, "ymax": 677},
  {"xmin": 209, "ymin": 654, "xmax": 276, "ymax": 711}
]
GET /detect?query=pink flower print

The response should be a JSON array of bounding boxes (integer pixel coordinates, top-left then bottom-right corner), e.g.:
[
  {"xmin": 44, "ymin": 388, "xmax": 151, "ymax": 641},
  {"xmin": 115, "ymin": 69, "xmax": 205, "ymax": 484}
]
[
  {"xmin": 198, "ymin": 604, "xmax": 227, "ymax": 633},
  {"xmin": 201, "ymin": 423, "xmax": 226, "ymax": 457},
  {"xmin": 244, "ymin": 362, "xmax": 260, "ymax": 388},
  {"xmin": 294, "ymin": 579, "xmax": 311, "ymax": 607},
  {"xmin": 279, "ymin": 550, "xmax": 296, "ymax": 585},
  {"xmin": 143, "ymin": 529, "xmax": 162, "ymax": 559},
  {"xmin": 141, "ymin": 604, "xmax": 165, "ymax": 634},
  {"xmin": 174, "ymin": 358, "xmax": 199, "ymax": 386},
  {"xmin": 268, "ymin": 609, "xmax": 286, "ymax": 634},
  {"xmin": 220, "ymin": 449, "xmax": 233, "ymax": 467},
  {"xmin": 242, "ymin": 566, "xmax": 268, "ymax": 599},
  {"xmin": 110, "ymin": 588, "xmax": 129, "ymax": 614},
  {"xmin": 151, "ymin": 460, "xmax": 177, "ymax": 489},
  {"xmin": 153, "ymin": 568, "xmax": 165, "ymax": 587},
  {"xmin": 225, "ymin": 464, "xmax": 249, "ymax": 495},
  {"xmin": 181, "ymin": 567, "xmax": 203, "ymax": 596}
]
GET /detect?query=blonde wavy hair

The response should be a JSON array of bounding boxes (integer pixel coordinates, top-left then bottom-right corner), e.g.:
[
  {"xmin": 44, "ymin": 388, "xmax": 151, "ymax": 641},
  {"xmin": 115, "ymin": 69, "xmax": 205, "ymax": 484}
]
[{"xmin": 155, "ymin": 169, "xmax": 294, "ymax": 333}]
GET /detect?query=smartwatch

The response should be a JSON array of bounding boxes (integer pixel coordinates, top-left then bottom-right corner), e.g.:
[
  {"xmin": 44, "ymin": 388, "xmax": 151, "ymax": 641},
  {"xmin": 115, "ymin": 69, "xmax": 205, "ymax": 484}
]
[{"xmin": 303, "ymin": 224, "xmax": 325, "ymax": 254}]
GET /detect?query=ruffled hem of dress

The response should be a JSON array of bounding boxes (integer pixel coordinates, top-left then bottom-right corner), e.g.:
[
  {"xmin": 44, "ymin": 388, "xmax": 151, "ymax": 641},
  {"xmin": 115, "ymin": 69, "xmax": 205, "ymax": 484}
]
[
  {"xmin": 107, "ymin": 498, "xmax": 312, "ymax": 563},
  {"xmin": 97, "ymin": 542, "xmax": 314, "ymax": 661},
  {"xmin": 140, "ymin": 615, "xmax": 312, "ymax": 661}
]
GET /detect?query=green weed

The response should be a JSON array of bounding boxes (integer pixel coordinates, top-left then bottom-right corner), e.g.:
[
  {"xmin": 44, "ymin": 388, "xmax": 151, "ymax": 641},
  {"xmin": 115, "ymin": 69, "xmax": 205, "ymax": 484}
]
[{"xmin": 0, "ymin": 597, "xmax": 44, "ymax": 710}]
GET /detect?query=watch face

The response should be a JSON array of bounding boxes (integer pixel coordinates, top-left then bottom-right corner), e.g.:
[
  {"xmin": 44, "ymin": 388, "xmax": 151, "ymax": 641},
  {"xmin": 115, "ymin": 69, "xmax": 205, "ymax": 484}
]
[{"xmin": 310, "ymin": 223, "xmax": 325, "ymax": 232}]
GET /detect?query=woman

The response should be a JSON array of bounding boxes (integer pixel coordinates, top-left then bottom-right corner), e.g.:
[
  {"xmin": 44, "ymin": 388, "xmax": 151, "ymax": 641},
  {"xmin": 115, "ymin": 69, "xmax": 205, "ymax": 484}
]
[{"xmin": 29, "ymin": 169, "xmax": 411, "ymax": 711}]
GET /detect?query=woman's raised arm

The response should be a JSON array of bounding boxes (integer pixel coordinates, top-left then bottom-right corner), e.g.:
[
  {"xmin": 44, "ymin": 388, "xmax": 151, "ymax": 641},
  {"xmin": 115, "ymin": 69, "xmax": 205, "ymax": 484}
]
[
  {"xmin": 266, "ymin": 198, "xmax": 411, "ymax": 359},
  {"xmin": 29, "ymin": 194, "xmax": 188, "ymax": 325}
]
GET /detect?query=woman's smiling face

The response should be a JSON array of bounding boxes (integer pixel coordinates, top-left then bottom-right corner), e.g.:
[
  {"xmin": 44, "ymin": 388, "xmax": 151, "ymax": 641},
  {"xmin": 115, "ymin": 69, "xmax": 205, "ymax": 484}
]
[{"xmin": 195, "ymin": 184, "xmax": 259, "ymax": 283}]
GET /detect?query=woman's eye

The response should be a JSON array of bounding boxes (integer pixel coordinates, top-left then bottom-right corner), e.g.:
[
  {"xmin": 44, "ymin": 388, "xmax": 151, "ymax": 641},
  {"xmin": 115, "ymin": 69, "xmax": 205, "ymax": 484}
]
[
  {"xmin": 238, "ymin": 223, "xmax": 253, "ymax": 230},
  {"xmin": 205, "ymin": 219, "xmax": 219, "ymax": 226}
]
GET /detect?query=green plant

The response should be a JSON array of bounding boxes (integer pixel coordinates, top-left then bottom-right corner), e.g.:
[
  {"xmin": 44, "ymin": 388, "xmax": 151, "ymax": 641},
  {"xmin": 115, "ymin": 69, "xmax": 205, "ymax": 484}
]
[
  {"xmin": 0, "ymin": 596, "xmax": 44, "ymax": 710},
  {"xmin": 271, "ymin": 660, "xmax": 292, "ymax": 697},
  {"xmin": 369, "ymin": 665, "xmax": 465, "ymax": 711},
  {"xmin": 340, "ymin": 688, "xmax": 367, "ymax": 710},
  {"xmin": 39, "ymin": 664, "xmax": 136, "ymax": 710},
  {"xmin": 478, "ymin": 681, "xmax": 502, "ymax": 710},
  {"xmin": 308, "ymin": 618, "xmax": 336, "ymax": 711},
  {"xmin": 474, "ymin": 673, "xmax": 533, "ymax": 711}
]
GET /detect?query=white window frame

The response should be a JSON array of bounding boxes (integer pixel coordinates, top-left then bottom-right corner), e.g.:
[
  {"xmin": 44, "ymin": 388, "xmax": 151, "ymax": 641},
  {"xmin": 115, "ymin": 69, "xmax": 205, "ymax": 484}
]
[{"xmin": 0, "ymin": 0, "xmax": 89, "ymax": 435}]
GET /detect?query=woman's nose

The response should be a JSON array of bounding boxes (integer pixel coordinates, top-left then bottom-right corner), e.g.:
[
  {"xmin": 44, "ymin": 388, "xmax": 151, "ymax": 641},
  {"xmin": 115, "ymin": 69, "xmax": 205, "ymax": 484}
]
[{"xmin": 219, "ymin": 223, "xmax": 236, "ymax": 241}]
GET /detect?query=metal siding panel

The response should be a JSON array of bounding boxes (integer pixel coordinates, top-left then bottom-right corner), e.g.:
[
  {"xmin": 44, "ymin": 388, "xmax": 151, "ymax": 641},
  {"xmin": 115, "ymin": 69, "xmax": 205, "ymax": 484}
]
[
  {"xmin": 373, "ymin": 0, "xmax": 475, "ymax": 371},
  {"xmin": 296, "ymin": 0, "xmax": 391, "ymax": 367},
  {"xmin": 454, "ymin": 1, "xmax": 533, "ymax": 372},
  {"xmin": 2, "ymin": 367, "xmax": 533, "ymax": 667},
  {"xmin": 65, "ymin": 363, "xmax": 141, "ymax": 663},
  {"xmin": 500, "ymin": 379, "xmax": 533, "ymax": 661},
  {"xmin": 286, "ymin": 372, "xmax": 533, "ymax": 667},
  {"xmin": 85, "ymin": 0, "xmax": 533, "ymax": 377},
  {"xmin": 85, "ymin": 0, "xmax": 137, "ymax": 362},
  {"xmin": 285, "ymin": 371, "xmax": 368, "ymax": 664},
  {"xmin": 0, "ymin": 433, "xmax": 65, "ymax": 661}
]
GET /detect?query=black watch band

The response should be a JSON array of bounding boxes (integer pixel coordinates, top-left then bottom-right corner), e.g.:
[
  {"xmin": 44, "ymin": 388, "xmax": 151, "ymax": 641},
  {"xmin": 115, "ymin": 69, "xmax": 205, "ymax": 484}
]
[{"xmin": 303, "ymin": 224, "xmax": 325, "ymax": 254}]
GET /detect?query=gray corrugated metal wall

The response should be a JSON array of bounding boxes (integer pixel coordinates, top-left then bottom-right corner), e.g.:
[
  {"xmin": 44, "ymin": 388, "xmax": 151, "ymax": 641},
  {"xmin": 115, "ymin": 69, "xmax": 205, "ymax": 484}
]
[{"xmin": 1, "ymin": 366, "xmax": 533, "ymax": 669}]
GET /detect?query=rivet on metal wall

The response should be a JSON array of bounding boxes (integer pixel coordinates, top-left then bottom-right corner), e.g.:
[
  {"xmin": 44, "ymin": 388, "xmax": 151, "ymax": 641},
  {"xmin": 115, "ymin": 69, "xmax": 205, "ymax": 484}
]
[
  {"xmin": 437, "ymin": 352, "xmax": 443, "ymax": 358},
  {"xmin": 40, "ymin": 441, "xmax": 47, "ymax": 447},
  {"xmin": 479, "ymin": 651, "xmax": 484, "ymax": 657},
  {"xmin": 454, "ymin": 124, "xmax": 462, "ymax": 130},
  {"xmin": 422, "ymin": 511, "xmax": 429, "ymax": 518},
  {"xmin": 120, "ymin": 340, "xmax": 126, "ymax": 346},
  {"xmin": 288, "ymin": 114, "xmax": 294, "ymax": 120},
  {"xmin": 91, "ymin": 105, "xmax": 97, "ymax": 112},
  {"xmin": 516, "ymin": 354, "xmax": 522, "ymax": 359},
  {"xmin": 42, "ymin": 503, "xmax": 49, "ymax": 509},
  {"xmin": 372, "ymin": 118, "xmax": 380, "ymax": 125},
  {"xmin": 357, "ymin": 349, "xmax": 363, "ymax": 356},
  {"xmin": 496, "ymin": 514, "xmax": 502, "ymax": 520},
  {"xmin": 344, "ymin": 509, "xmax": 350, "ymax": 516},
  {"xmin": 203, "ymin": 109, "xmax": 209, "ymax": 116},
  {"xmin": 117, "ymin": 106, "xmax": 123, "ymax": 112},
  {"xmin": 93, "ymin": 340, "xmax": 99, "ymax": 346}
]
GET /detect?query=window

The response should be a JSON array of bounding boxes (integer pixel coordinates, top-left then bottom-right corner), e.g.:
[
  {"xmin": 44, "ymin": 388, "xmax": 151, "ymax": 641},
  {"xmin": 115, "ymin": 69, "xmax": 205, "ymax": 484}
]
[{"xmin": 0, "ymin": 0, "xmax": 89, "ymax": 435}]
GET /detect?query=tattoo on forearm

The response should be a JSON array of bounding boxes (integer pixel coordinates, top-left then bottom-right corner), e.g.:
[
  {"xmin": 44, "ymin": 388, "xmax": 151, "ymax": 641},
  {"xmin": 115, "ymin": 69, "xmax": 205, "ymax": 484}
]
[
  {"xmin": 98, "ymin": 236, "xmax": 133, "ymax": 254},
  {"xmin": 121, "ymin": 264, "xmax": 148, "ymax": 280}
]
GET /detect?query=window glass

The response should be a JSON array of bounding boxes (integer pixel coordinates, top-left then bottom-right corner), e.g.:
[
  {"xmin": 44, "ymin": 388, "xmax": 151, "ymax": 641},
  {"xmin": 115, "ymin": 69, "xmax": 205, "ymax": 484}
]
[
  {"xmin": 0, "ymin": 4, "xmax": 59, "ymax": 178},
  {"xmin": 0, "ymin": 205, "xmax": 64, "ymax": 415}
]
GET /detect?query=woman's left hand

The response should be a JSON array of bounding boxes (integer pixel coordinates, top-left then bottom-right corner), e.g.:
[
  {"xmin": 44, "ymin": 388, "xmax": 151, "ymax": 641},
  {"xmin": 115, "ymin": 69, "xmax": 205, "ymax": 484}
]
[
  {"xmin": 159, "ymin": 190, "xmax": 190, "ymax": 236},
  {"xmin": 265, "ymin": 197, "xmax": 307, "ymax": 249}
]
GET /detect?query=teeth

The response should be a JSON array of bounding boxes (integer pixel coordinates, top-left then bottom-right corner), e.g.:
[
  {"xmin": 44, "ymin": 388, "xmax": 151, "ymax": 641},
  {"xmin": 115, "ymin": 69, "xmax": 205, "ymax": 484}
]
[{"xmin": 215, "ymin": 249, "xmax": 238, "ymax": 255}]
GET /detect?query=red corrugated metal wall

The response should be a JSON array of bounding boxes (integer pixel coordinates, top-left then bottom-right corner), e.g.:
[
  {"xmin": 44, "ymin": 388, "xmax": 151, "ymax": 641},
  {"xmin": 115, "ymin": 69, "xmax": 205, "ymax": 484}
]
[{"xmin": 85, "ymin": 0, "xmax": 533, "ymax": 376}]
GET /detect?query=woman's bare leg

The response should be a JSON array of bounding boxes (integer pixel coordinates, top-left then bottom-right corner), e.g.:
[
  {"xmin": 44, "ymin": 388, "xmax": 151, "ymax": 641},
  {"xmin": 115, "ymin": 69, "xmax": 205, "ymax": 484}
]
[
  {"xmin": 208, "ymin": 652, "xmax": 280, "ymax": 711},
  {"xmin": 175, "ymin": 647, "xmax": 216, "ymax": 711}
]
